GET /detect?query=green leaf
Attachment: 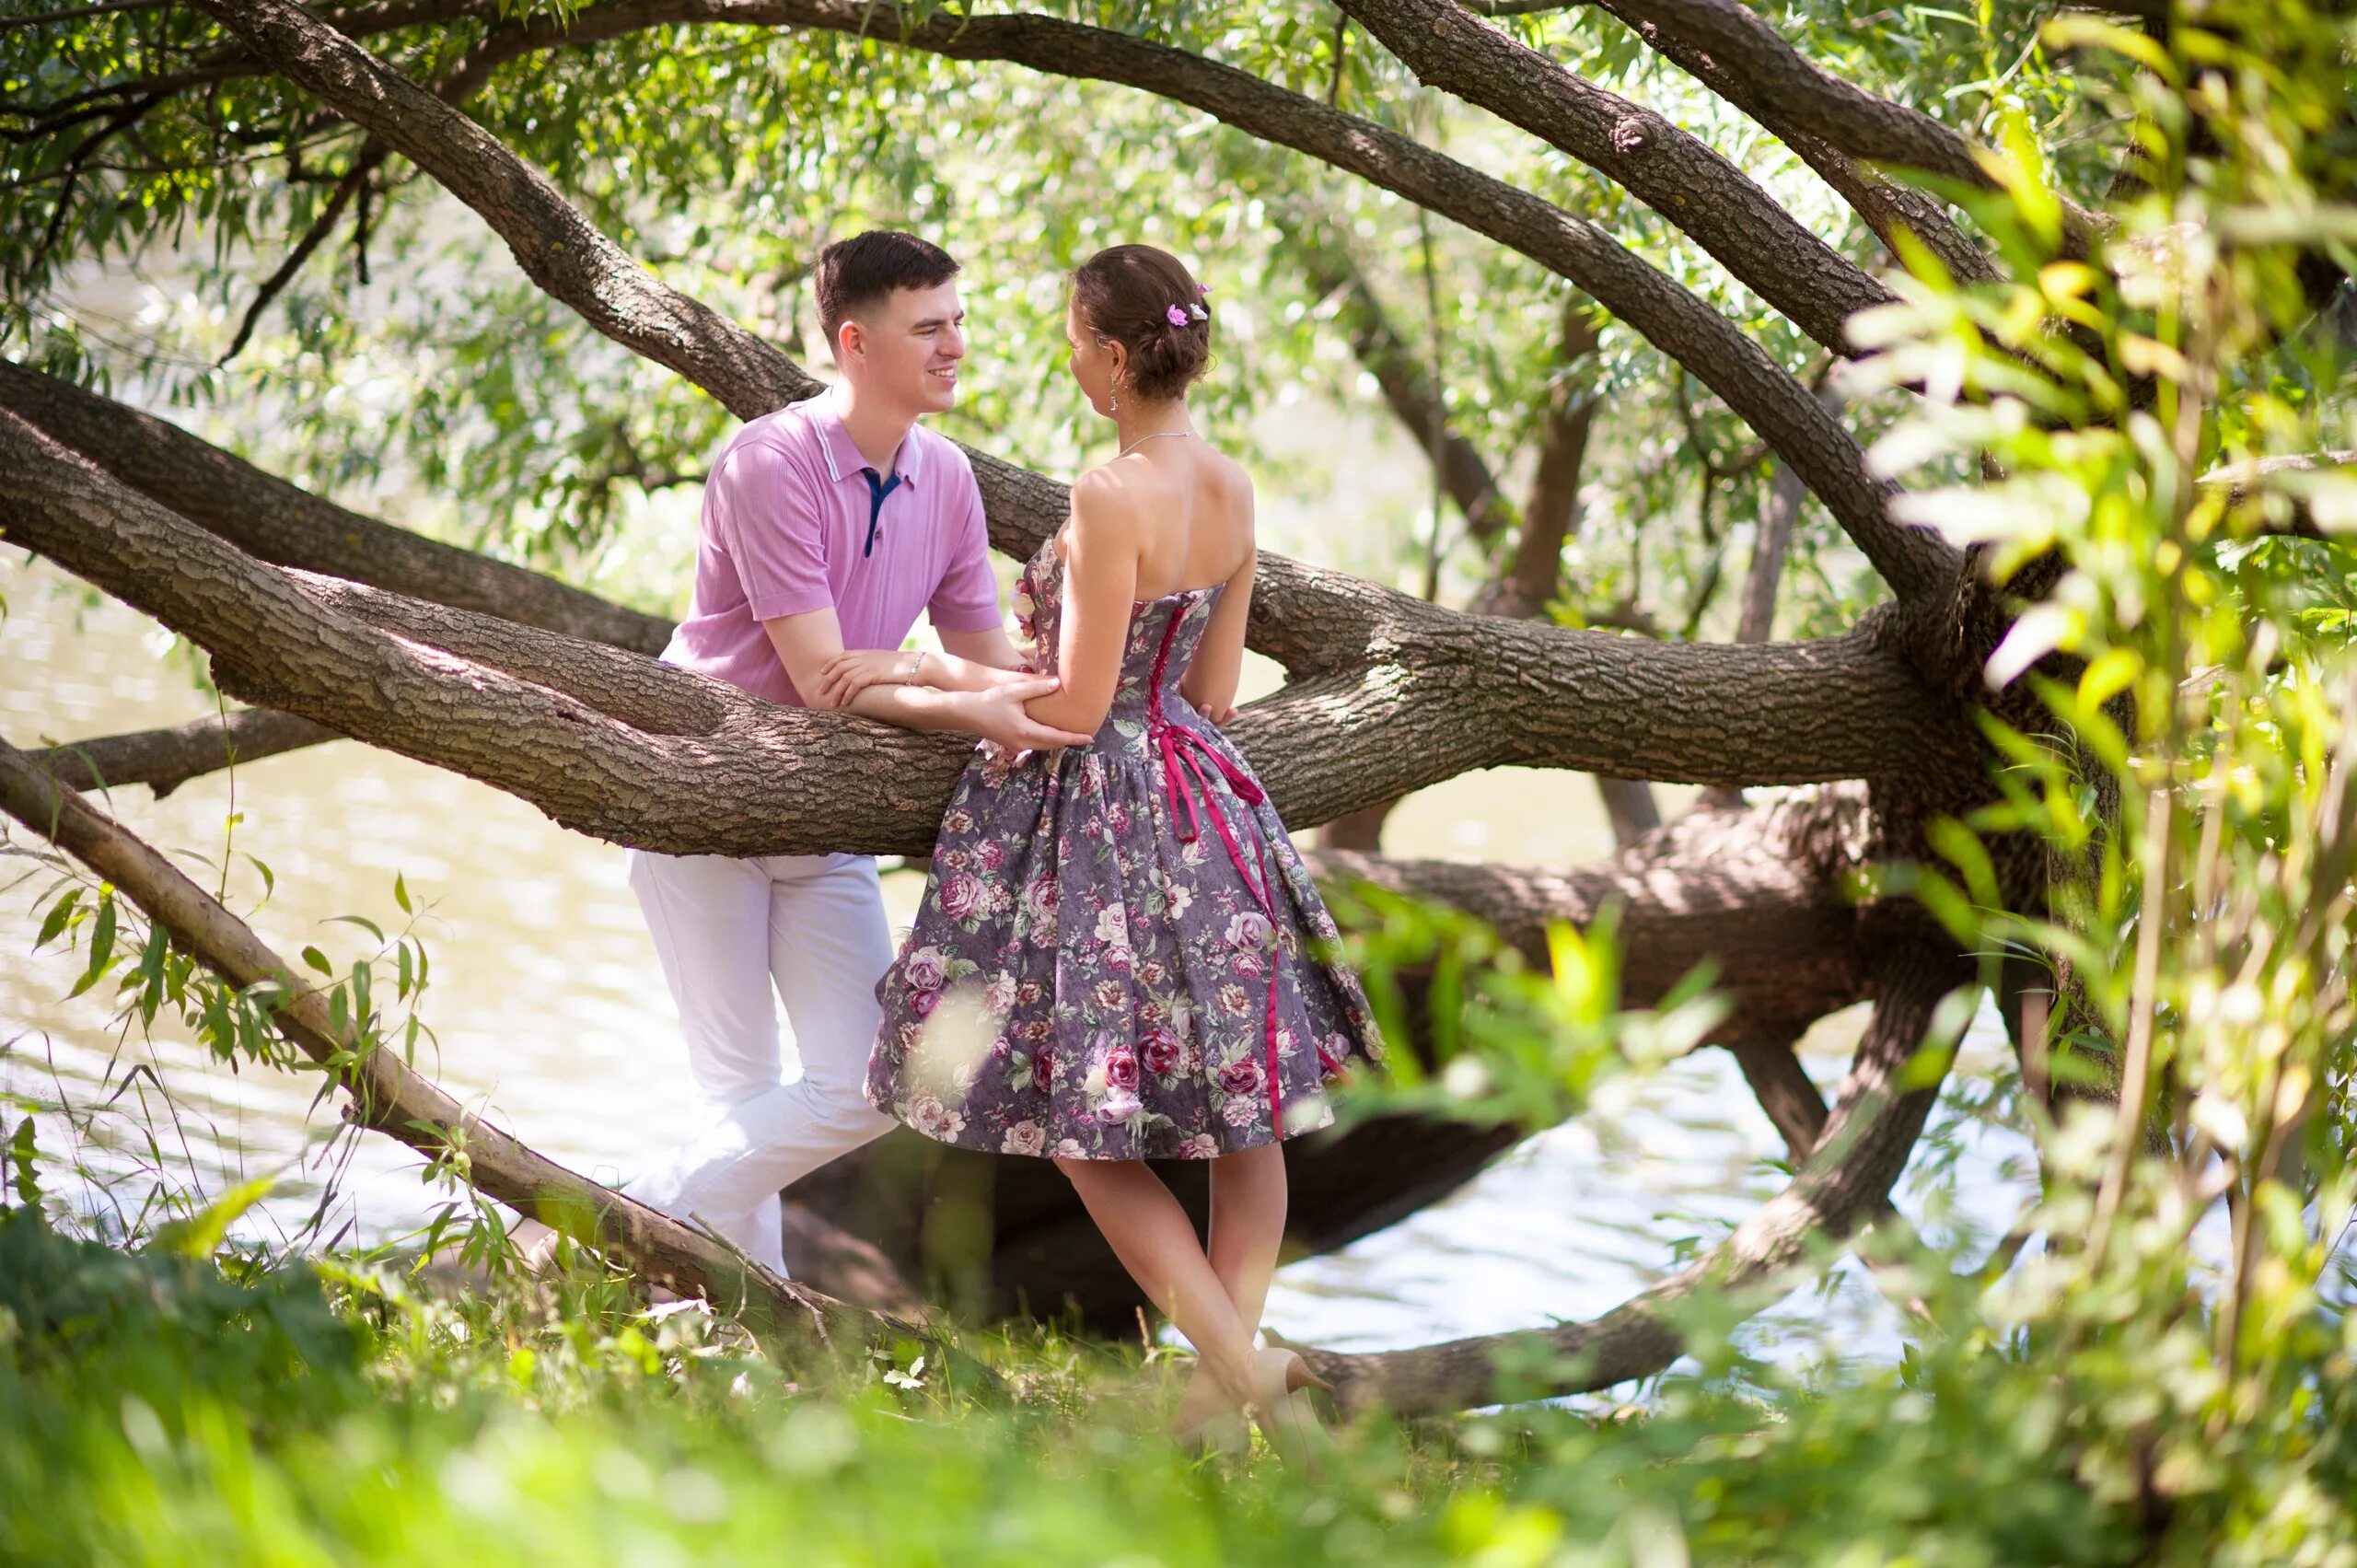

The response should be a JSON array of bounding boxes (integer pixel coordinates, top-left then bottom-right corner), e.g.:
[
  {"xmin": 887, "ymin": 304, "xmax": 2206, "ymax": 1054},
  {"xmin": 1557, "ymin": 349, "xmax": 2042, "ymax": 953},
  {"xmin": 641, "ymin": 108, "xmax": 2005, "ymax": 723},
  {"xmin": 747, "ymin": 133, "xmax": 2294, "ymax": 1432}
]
[
  {"xmin": 394, "ymin": 873, "xmax": 412, "ymax": 914},
  {"xmin": 67, "ymin": 890, "xmax": 117, "ymax": 999},
  {"xmin": 151, "ymin": 1176, "xmax": 277, "ymax": 1260},
  {"xmin": 301, "ymin": 946, "xmax": 334, "ymax": 977},
  {"xmin": 8, "ymin": 1118, "xmax": 39, "ymax": 1208},
  {"xmin": 32, "ymin": 887, "xmax": 79, "ymax": 952}
]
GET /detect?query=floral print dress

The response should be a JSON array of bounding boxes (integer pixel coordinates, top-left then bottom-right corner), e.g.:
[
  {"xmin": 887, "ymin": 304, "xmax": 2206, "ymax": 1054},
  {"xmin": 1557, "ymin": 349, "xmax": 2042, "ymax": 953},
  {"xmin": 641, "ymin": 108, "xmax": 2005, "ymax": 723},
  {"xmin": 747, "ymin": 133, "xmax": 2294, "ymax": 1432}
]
[{"xmin": 864, "ymin": 535, "xmax": 1384, "ymax": 1160}]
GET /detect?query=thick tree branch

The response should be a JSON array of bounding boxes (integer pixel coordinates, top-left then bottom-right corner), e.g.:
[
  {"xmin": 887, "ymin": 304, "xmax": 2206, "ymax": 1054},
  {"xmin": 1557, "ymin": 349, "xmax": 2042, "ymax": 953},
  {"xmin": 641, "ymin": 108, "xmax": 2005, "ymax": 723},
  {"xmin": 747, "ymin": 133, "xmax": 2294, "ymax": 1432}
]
[
  {"xmin": 188, "ymin": 0, "xmax": 1958, "ymax": 609},
  {"xmin": 1587, "ymin": 0, "xmax": 1996, "ymax": 285},
  {"xmin": 1598, "ymin": 0, "xmax": 2100, "ymax": 245},
  {"xmin": 5, "ymin": 412, "xmax": 1964, "ymax": 865},
  {"xmin": 1283, "ymin": 935, "xmax": 1969, "ymax": 1414},
  {"xmin": 0, "ymin": 359, "xmax": 672, "ymax": 653},
  {"xmin": 1306, "ymin": 782, "xmax": 1879, "ymax": 1041},
  {"xmin": 0, "ymin": 734, "xmax": 929, "ymax": 1357},
  {"xmin": 1332, "ymin": 0, "xmax": 1895, "ymax": 353}
]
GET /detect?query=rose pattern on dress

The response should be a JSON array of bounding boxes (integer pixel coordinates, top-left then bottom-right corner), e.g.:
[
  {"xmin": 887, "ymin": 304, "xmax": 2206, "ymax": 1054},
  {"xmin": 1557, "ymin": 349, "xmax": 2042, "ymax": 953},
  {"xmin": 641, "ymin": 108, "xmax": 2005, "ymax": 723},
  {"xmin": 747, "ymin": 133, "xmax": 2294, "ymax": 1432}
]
[{"xmin": 865, "ymin": 536, "xmax": 1384, "ymax": 1159}]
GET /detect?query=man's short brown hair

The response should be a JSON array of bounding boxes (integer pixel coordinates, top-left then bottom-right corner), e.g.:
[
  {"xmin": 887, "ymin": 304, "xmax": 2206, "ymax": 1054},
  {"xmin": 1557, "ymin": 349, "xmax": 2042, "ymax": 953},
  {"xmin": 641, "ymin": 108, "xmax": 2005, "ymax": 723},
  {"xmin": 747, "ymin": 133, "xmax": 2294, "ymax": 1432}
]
[{"xmin": 813, "ymin": 231, "xmax": 960, "ymax": 351}]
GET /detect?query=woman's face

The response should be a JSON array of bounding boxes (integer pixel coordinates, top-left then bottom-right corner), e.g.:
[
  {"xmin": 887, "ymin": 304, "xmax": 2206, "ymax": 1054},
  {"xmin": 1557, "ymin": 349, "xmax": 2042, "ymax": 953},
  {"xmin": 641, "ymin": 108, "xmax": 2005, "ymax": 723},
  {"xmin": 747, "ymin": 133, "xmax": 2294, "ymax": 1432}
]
[{"xmin": 1064, "ymin": 298, "xmax": 1124, "ymax": 417}]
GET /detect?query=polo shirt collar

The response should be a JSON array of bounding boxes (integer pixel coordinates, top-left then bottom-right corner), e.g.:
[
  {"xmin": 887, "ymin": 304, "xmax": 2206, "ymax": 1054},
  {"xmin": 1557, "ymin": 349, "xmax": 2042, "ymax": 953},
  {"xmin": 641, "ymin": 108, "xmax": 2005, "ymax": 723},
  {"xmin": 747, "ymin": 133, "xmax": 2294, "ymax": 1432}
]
[{"xmin": 813, "ymin": 384, "xmax": 923, "ymax": 489}]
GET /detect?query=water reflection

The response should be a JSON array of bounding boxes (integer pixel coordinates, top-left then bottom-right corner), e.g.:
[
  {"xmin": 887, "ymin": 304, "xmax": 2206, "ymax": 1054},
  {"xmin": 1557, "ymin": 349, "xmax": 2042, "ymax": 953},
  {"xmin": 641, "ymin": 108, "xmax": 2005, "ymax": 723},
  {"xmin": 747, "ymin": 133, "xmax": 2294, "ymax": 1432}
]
[{"xmin": 2, "ymin": 555, "xmax": 2036, "ymax": 1359}]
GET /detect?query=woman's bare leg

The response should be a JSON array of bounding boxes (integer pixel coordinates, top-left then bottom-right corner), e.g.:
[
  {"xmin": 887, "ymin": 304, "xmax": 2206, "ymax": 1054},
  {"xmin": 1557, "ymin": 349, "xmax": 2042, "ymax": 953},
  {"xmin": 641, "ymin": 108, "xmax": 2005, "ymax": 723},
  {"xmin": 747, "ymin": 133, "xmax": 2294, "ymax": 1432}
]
[
  {"xmin": 1055, "ymin": 1156, "xmax": 1260, "ymax": 1416},
  {"xmin": 1177, "ymin": 1141, "xmax": 1289, "ymax": 1429}
]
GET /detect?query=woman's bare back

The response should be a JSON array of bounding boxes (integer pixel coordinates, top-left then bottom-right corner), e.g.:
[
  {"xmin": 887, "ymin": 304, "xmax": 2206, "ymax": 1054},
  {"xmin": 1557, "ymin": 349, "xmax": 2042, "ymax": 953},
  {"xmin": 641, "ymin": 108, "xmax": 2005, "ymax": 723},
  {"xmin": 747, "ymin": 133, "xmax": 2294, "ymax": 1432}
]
[{"xmin": 1090, "ymin": 438, "xmax": 1254, "ymax": 599}]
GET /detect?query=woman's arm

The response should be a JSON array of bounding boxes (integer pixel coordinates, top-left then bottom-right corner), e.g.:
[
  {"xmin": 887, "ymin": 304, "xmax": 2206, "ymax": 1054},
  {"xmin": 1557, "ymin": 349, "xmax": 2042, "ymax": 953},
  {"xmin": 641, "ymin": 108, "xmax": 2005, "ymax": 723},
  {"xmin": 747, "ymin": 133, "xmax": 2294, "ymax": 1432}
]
[
  {"xmin": 1021, "ymin": 470, "xmax": 1144, "ymax": 740},
  {"xmin": 935, "ymin": 624, "xmax": 1038, "ymax": 681},
  {"xmin": 1178, "ymin": 515, "xmax": 1256, "ymax": 724}
]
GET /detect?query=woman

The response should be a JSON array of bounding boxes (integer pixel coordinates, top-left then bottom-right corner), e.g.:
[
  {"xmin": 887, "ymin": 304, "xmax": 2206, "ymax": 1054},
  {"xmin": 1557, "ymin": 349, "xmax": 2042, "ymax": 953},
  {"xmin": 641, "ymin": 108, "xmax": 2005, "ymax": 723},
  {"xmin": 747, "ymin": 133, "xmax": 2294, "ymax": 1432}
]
[{"xmin": 826, "ymin": 243, "xmax": 1383, "ymax": 1450}]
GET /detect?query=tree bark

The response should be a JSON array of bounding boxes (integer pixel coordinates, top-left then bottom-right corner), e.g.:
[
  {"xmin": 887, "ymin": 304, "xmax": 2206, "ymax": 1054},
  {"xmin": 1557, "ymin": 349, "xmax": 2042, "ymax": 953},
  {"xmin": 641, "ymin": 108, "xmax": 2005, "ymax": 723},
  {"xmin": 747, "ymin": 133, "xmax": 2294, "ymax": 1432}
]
[
  {"xmin": 1306, "ymin": 782, "xmax": 1879, "ymax": 1040},
  {"xmin": 1332, "ymin": 0, "xmax": 1896, "ymax": 354},
  {"xmin": 29, "ymin": 708, "xmax": 342, "ymax": 798},
  {"xmin": 3, "ymin": 414, "xmax": 1971, "ymax": 850},
  {"xmin": 0, "ymin": 360, "xmax": 672, "ymax": 654},
  {"xmin": 1588, "ymin": 0, "xmax": 1996, "ymax": 285},
  {"xmin": 1599, "ymin": 0, "xmax": 2096, "ymax": 240}
]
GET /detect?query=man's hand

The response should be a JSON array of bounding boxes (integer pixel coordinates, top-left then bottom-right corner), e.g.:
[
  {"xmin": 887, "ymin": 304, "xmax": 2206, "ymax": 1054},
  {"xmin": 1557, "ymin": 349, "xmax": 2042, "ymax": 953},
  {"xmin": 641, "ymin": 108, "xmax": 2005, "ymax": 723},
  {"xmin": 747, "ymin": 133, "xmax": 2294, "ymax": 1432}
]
[
  {"xmin": 1198, "ymin": 702, "xmax": 1237, "ymax": 726},
  {"xmin": 813, "ymin": 647, "xmax": 916, "ymax": 710},
  {"xmin": 962, "ymin": 678, "xmax": 1096, "ymax": 751}
]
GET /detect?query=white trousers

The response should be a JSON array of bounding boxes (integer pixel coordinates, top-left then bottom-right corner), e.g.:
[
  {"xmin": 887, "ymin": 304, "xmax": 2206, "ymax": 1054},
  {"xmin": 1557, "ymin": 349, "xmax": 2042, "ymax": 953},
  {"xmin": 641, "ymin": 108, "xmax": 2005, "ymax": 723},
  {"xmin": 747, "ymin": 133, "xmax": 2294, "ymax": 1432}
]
[{"xmin": 622, "ymin": 849, "xmax": 899, "ymax": 1274}]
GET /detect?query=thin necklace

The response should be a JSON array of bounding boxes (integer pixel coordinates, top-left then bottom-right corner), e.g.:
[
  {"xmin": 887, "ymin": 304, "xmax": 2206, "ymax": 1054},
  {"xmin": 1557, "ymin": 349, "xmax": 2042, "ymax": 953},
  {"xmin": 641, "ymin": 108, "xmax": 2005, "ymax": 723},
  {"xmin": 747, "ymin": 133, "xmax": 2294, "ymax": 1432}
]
[{"xmin": 1117, "ymin": 428, "xmax": 1195, "ymax": 458}]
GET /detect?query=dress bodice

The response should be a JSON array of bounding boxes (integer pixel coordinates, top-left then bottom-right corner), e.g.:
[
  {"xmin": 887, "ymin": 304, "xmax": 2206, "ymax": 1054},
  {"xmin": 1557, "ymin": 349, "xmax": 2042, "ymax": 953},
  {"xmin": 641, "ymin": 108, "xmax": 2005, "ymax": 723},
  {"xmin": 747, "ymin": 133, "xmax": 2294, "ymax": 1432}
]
[{"xmin": 1013, "ymin": 535, "xmax": 1223, "ymax": 721}]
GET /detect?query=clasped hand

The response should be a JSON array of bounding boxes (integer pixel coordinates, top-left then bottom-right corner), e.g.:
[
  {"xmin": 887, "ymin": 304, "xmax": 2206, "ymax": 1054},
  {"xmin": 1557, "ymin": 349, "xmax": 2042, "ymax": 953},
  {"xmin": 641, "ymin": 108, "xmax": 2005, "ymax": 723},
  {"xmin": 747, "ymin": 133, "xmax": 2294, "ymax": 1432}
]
[
  {"xmin": 810, "ymin": 647, "xmax": 916, "ymax": 710},
  {"xmin": 813, "ymin": 648, "xmax": 1095, "ymax": 753}
]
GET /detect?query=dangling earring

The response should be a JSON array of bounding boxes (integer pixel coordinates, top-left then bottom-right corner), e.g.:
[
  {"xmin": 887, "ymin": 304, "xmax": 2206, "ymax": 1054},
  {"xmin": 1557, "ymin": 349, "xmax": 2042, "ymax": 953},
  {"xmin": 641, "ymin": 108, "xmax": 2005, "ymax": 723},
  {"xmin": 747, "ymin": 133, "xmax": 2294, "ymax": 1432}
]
[{"xmin": 1109, "ymin": 384, "xmax": 1120, "ymax": 416}]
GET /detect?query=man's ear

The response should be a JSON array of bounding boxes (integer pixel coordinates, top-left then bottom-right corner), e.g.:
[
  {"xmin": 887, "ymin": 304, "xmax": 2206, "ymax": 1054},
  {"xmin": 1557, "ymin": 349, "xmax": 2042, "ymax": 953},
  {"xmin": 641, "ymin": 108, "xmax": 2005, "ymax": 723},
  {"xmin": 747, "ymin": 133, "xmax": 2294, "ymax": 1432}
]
[{"xmin": 836, "ymin": 316, "xmax": 865, "ymax": 365}]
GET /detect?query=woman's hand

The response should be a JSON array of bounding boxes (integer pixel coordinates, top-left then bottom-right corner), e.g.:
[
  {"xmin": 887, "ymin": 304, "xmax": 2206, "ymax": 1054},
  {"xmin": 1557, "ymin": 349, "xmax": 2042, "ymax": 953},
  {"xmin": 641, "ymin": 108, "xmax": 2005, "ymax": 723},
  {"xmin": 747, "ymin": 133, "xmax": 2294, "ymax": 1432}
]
[
  {"xmin": 1198, "ymin": 701, "xmax": 1237, "ymax": 726},
  {"xmin": 813, "ymin": 648, "xmax": 924, "ymax": 710}
]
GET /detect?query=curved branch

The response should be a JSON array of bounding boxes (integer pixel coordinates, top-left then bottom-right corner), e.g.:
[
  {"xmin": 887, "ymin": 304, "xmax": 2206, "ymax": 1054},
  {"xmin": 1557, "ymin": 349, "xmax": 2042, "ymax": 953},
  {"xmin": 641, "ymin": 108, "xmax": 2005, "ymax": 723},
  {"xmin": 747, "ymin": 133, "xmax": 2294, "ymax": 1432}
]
[
  {"xmin": 1284, "ymin": 935, "xmax": 1971, "ymax": 1415},
  {"xmin": 29, "ymin": 708, "xmax": 340, "ymax": 797},
  {"xmin": 5, "ymin": 412, "xmax": 1961, "ymax": 866},
  {"xmin": 0, "ymin": 359, "xmax": 672, "ymax": 653},
  {"xmin": 218, "ymin": 142, "xmax": 387, "ymax": 365},
  {"xmin": 187, "ymin": 0, "xmax": 1957, "ymax": 607},
  {"xmin": 1332, "ymin": 0, "xmax": 1893, "ymax": 354},
  {"xmin": 1587, "ymin": 0, "xmax": 1996, "ymax": 285},
  {"xmin": 0, "ymin": 734, "xmax": 926, "ymax": 1356},
  {"xmin": 1306, "ymin": 783, "xmax": 1880, "ymax": 1040},
  {"xmin": 1599, "ymin": 0, "xmax": 2099, "ymax": 247}
]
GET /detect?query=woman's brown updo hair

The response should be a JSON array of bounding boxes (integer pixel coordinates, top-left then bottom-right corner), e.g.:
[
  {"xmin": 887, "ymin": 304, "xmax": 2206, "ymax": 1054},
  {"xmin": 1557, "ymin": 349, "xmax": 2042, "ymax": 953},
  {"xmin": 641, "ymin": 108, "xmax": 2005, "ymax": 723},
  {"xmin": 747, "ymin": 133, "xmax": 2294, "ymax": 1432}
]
[{"xmin": 1072, "ymin": 244, "xmax": 1213, "ymax": 402}]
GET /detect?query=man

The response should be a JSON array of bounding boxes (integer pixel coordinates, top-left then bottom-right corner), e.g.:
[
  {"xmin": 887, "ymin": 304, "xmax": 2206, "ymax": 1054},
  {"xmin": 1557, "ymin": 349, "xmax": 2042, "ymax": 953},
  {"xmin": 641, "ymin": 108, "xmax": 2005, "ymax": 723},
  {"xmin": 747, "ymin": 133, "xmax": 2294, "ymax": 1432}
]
[{"xmin": 617, "ymin": 231, "xmax": 1088, "ymax": 1274}]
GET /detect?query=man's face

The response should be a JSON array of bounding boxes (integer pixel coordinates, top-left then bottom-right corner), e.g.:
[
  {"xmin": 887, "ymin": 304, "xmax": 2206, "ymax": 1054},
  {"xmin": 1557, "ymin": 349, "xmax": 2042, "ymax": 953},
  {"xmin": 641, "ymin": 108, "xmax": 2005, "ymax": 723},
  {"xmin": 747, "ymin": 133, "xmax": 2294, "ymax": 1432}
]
[{"xmin": 838, "ymin": 280, "xmax": 966, "ymax": 415}]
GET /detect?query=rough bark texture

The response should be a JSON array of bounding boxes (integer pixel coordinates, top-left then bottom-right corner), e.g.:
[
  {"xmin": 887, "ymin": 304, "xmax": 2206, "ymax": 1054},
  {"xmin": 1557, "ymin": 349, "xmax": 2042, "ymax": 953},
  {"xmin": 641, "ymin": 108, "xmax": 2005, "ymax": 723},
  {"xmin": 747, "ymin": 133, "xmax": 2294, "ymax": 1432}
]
[
  {"xmin": 1333, "ymin": 0, "xmax": 1896, "ymax": 353},
  {"xmin": 9, "ymin": 0, "xmax": 2100, "ymax": 1408},
  {"xmin": 0, "ymin": 361, "xmax": 670, "ymax": 653},
  {"xmin": 1308, "ymin": 784, "xmax": 1880, "ymax": 1041},
  {"xmin": 1589, "ymin": 0, "xmax": 1997, "ymax": 285},
  {"xmin": 29, "ymin": 708, "xmax": 342, "ymax": 798},
  {"xmin": 4, "ymin": 413, "xmax": 1970, "ymax": 843}
]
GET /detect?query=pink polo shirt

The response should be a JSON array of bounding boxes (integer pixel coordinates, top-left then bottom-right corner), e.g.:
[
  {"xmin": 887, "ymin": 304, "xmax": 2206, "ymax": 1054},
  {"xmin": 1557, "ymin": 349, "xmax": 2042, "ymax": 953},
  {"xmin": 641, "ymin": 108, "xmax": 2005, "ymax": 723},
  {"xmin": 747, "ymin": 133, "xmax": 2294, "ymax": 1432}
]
[{"xmin": 664, "ymin": 389, "xmax": 1004, "ymax": 707}]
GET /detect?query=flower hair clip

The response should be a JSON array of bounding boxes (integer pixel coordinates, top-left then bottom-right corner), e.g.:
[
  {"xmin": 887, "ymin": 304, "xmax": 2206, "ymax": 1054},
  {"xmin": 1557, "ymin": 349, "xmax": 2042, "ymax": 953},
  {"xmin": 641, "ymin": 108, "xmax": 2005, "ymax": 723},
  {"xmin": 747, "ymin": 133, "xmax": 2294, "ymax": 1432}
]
[{"xmin": 1165, "ymin": 297, "xmax": 1211, "ymax": 327}]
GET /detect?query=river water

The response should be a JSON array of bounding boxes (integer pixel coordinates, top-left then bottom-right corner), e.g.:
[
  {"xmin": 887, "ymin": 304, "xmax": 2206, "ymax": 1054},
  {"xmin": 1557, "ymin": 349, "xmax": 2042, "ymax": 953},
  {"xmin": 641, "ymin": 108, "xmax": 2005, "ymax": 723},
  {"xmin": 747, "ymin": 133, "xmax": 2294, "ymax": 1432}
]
[{"xmin": 2, "ymin": 551, "xmax": 2037, "ymax": 1366}]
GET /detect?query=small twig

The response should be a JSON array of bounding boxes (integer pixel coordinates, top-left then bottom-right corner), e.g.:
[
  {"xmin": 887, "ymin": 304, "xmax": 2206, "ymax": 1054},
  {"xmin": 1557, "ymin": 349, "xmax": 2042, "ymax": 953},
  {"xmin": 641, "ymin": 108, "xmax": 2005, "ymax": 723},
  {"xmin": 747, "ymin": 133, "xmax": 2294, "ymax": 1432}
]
[
  {"xmin": 18, "ymin": 91, "xmax": 162, "ymax": 290},
  {"xmin": 0, "ymin": 0, "xmax": 170, "ymax": 34},
  {"xmin": 217, "ymin": 141, "xmax": 386, "ymax": 365}
]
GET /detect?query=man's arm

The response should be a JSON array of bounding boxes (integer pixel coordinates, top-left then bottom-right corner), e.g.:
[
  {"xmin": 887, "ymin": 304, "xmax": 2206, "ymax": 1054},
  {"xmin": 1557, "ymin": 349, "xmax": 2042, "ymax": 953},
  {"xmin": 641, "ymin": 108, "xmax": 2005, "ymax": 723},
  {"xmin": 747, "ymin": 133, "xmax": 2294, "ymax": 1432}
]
[{"xmin": 763, "ymin": 610, "xmax": 1092, "ymax": 749}]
